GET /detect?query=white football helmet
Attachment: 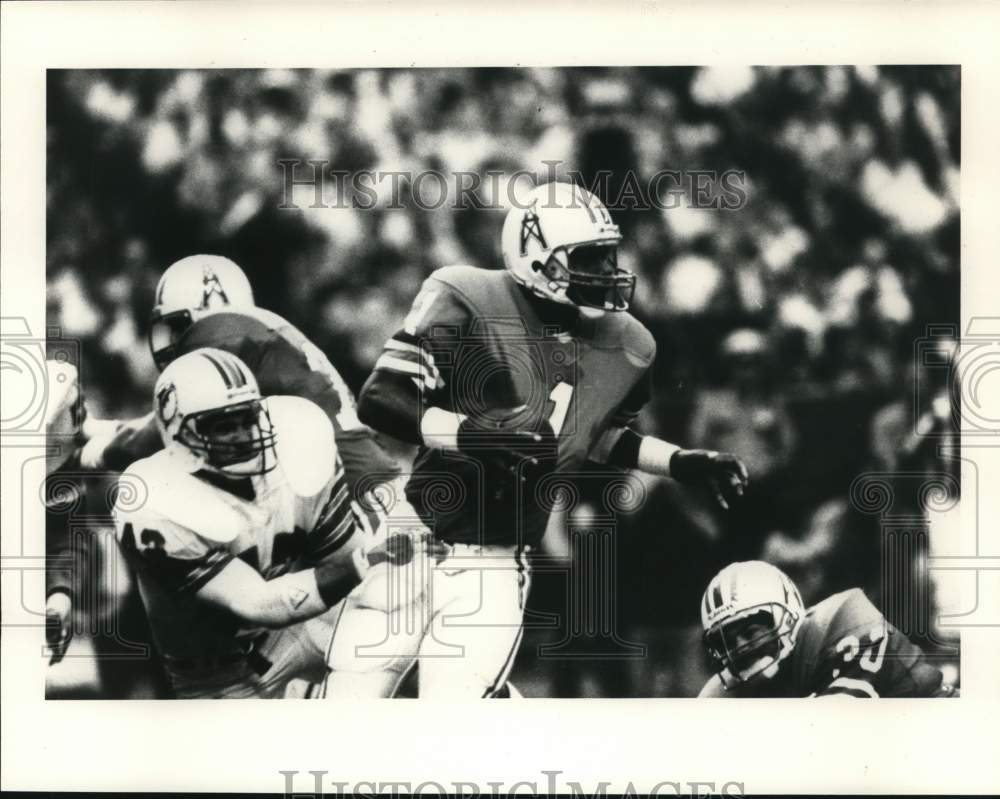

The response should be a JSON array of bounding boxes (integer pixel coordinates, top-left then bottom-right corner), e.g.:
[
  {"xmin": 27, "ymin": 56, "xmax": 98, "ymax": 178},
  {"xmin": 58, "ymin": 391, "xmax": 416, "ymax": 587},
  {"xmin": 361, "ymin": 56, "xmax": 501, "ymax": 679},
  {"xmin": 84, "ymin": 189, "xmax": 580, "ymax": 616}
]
[
  {"xmin": 501, "ymin": 182, "xmax": 633, "ymax": 311},
  {"xmin": 154, "ymin": 348, "xmax": 276, "ymax": 476},
  {"xmin": 149, "ymin": 255, "xmax": 255, "ymax": 369},
  {"xmin": 701, "ymin": 561, "xmax": 806, "ymax": 688}
]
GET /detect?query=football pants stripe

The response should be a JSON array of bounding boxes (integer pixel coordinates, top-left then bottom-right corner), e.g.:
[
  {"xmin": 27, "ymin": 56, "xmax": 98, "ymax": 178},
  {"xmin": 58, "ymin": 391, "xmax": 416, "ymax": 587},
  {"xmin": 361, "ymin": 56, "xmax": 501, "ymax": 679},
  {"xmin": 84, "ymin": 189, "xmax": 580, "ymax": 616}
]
[{"xmin": 482, "ymin": 550, "xmax": 531, "ymax": 698}]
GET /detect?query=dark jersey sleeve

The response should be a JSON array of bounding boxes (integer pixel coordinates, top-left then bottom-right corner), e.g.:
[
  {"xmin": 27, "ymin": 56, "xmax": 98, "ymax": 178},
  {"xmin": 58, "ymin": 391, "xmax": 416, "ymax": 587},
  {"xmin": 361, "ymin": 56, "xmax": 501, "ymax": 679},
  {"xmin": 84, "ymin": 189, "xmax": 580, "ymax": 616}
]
[
  {"xmin": 800, "ymin": 589, "xmax": 944, "ymax": 698},
  {"xmin": 590, "ymin": 366, "xmax": 653, "ymax": 466},
  {"xmin": 179, "ymin": 314, "xmax": 333, "ymax": 414},
  {"xmin": 358, "ymin": 279, "xmax": 472, "ymax": 443},
  {"xmin": 607, "ymin": 366, "xmax": 653, "ymax": 430},
  {"xmin": 181, "ymin": 313, "xmax": 400, "ymax": 494}
]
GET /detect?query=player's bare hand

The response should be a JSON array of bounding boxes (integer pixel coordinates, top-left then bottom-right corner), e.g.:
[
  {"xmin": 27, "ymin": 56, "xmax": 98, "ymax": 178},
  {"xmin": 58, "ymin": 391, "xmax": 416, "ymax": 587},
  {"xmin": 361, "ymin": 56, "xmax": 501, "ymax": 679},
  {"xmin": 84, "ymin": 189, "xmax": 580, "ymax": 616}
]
[
  {"xmin": 669, "ymin": 449, "xmax": 749, "ymax": 510},
  {"xmin": 46, "ymin": 590, "xmax": 73, "ymax": 666}
]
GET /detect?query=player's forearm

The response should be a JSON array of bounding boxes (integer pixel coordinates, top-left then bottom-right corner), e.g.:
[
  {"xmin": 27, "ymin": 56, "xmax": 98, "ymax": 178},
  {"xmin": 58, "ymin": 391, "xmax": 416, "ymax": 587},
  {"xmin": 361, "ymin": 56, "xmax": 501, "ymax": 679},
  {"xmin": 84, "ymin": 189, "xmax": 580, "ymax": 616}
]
[
  {"xmin": 636, "ymin": 435, "xmax": 683, "ymax": 477},
  {"xmin": 599, "ymin": 427, "xmax": 681, "ymax": 476},
  {"xmin": 230, "ymin": 562, "xmax": 361, "ymax": 627},
  {"xmin": 359, "ymin": 370, "xmax": 465, "ymax": 450},
  {"xmin": 239, "ymin": 571, "xmax": 328, "ymax": 627}
]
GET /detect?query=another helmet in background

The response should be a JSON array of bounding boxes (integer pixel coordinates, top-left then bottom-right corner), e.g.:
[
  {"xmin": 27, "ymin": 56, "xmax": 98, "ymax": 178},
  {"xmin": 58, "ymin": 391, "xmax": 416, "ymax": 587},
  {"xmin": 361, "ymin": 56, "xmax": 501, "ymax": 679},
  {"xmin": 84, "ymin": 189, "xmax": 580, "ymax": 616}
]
[
  {"xmin": 154, "ymin": 348, "xmax": 276, "ymax": 476},
  {"xmin": 501, "ymin": 182, "xmax": 633, "ymax": 312},
  {"xmin": 149, "ymin": 255, "xmax": 255, "ymax": 369},
  {"xmin": 701, "ymin": 560, "xmax": 806, "ymax": 688}
]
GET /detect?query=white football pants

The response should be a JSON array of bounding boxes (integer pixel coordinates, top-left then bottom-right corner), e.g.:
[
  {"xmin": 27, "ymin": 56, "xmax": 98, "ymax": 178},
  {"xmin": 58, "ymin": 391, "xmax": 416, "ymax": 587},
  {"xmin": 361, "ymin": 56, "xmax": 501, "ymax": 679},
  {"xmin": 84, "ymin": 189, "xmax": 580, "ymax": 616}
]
[{"xmin": 319, "ymin": 543, "xmax": 531, "ymax": 698}]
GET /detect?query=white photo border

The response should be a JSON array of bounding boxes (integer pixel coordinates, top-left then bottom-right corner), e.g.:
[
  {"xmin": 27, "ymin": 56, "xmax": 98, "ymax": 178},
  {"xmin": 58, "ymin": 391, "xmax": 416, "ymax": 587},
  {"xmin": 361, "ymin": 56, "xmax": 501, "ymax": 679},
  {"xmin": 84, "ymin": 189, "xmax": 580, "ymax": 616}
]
[{"xmin": 2, "ymin": 1, "xmax": 999, "ymax": 794}]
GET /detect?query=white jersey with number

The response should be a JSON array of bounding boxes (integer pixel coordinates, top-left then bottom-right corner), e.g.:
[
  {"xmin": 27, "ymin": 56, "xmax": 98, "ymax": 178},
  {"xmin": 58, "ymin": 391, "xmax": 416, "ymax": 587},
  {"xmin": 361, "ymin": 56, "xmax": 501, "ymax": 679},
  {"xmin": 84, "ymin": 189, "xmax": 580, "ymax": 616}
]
[{"xmin": 114, "ymin": 396, "xmax": 364, "ymax": 659}]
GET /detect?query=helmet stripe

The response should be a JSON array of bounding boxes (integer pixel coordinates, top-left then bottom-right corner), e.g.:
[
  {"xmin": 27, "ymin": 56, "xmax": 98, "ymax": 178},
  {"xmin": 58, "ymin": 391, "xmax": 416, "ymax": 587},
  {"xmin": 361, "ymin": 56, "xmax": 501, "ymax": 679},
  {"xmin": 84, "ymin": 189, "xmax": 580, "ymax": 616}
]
[
  {"xmin": 221, "ymin": 353, "xmax": 247, "ymax": 388},
  {"xmin": 200, "ymin": 351, "xmax": 233, "ymax": 389}
]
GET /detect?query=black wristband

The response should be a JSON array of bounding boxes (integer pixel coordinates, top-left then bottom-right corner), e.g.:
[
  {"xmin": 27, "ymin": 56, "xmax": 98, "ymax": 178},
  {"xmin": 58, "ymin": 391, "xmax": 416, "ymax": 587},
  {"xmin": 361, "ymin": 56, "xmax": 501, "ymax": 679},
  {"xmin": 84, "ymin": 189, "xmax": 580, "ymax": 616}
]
[
  {"xmin": 314, "ymin": 560, "xmax": 361, "ymax": 608},
  {"xmin": 455, "ymin": 415, "xmax": 489, "ymax": 453},
  {"xmin": 606, "ymin": 427, "xmax": 644, "ymax": 469}
]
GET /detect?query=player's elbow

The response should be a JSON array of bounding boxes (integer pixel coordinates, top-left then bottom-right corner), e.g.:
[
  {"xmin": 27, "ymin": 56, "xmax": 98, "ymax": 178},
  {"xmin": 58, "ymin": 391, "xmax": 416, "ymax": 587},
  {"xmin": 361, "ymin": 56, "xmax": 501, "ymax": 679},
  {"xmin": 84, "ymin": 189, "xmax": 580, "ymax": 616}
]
[
  {"xmin": 356, "ymin": 373, "xmax": 384, "ymax": 429},
  {"xmin": 357, "ymin": 371, "xmax": 423, "ymax": 444}
]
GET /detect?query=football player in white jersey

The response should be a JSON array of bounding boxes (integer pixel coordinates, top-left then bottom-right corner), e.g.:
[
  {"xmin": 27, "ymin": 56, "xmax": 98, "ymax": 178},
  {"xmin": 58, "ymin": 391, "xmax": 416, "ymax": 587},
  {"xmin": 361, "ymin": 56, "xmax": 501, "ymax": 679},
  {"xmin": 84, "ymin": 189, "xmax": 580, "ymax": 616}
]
[{"xmin": 114, "ymin": 348, "xmax": 435, "ymax": 698}]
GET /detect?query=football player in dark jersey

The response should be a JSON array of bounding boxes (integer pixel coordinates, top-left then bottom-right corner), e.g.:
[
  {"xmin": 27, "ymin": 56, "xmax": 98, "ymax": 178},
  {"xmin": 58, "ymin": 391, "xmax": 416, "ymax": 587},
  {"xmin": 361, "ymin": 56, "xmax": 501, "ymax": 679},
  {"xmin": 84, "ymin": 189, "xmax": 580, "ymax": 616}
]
[
  {"xmin": 79, "ymin": 254, "xmax": 400, "ymax": 500},
  {"xmin": 698, "ymin": 560, "xmax": 957, "ymax": 698},
  {"xmin": 321, "ymin": 181, "xmax": 749, "ymax": 698}
]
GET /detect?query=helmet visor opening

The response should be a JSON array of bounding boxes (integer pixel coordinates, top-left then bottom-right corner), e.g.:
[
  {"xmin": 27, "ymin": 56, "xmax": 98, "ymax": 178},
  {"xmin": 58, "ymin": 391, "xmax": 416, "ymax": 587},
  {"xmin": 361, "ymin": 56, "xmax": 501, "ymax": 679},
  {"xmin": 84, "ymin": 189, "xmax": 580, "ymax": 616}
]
[
  {"xmin": 561, "ymin": 245, "xmax": 636, "ymax": 311},
  {"xmin": 179, "ymin": 400, "xmax": 277, "ymax": 474},
  {"xmin": 149, "ymin": 310, "xmax": 194, "ymax": 369},
  {"xmin": 705, "ymin": 608, "xmax": 784, "ymax": 683}
]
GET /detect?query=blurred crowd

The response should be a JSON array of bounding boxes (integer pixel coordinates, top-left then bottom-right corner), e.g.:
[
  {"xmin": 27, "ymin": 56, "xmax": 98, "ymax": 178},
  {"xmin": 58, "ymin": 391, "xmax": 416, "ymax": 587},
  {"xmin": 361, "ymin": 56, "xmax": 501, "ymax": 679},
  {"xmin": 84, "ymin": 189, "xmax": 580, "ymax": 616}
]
[{"xmin": 46, "ymin": 66, "xmax": 960, "ymax": 697}]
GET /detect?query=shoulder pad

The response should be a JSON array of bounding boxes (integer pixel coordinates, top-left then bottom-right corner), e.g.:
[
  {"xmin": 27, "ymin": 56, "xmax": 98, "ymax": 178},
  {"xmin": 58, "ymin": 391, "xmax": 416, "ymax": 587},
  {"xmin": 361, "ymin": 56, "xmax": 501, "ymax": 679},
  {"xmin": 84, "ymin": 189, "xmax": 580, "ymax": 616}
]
[
  {"xmin": 269, "ymin": 395, "xmax": 337, "ymax": 497},
  {"xmin": 116, "ymin": 451, "xmax": 244, "ymax": 544},
  {"xmin": 802, "ymin": 588, "xmax": 883, "ymax": 657},
  {"xmin": 185, "ymin": 311, "xmax": 267, "ymax": 346},
  {"xmin": 241, "ymin": 306, "xmax": 289, "ymax": 332},
  {"xmin": 183, "ymin": 309, "xmax": 292, "ymax": 360},
  {"xmin": 426, "ymin": 264, "xmax": 490, "ymax": 292},
  {"xmin": 596, "ymin": 313, "xmax": 657, "ymax": 367},
  {"xmin": 825, "ymin": 588, "xmax": 883, "ymax": 638}
]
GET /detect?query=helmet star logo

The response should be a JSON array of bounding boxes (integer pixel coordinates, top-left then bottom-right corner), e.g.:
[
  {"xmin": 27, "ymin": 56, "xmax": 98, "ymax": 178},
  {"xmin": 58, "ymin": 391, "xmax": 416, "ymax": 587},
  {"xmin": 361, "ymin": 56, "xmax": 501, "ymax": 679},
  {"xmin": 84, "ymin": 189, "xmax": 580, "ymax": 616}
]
[
  {"xmin": 519, "ymin": 202, "xmax": 547, "ymax": 256},
  {"xmin": 200, "ymin": 265, "xmax": 231, "ymax": 309}
]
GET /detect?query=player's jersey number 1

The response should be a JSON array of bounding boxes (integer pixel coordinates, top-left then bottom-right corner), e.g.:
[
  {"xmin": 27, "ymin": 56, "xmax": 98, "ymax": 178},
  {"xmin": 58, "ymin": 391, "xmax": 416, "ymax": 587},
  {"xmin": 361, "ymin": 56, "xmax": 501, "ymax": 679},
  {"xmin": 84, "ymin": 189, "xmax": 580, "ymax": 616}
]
[{"xmin": 546, "ymin": 382, "xmax": 573, "ymax": 436}]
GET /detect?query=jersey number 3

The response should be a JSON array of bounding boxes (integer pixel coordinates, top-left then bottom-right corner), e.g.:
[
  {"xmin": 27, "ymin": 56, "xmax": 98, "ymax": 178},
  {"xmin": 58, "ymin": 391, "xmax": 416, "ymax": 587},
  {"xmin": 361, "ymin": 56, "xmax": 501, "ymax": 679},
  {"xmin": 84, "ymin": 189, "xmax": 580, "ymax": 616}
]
[{"xmin": 835, "ymin": 625, "xmax": 889, "ymax": 673}]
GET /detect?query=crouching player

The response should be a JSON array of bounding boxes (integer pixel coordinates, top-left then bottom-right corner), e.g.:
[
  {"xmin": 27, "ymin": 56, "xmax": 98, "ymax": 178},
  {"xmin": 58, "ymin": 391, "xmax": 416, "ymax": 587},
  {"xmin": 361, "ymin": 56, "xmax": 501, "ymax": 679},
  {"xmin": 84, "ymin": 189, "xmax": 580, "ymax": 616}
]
[
  {"xmin": 114, "ymin": 348, "xmax": 438, "ymax": 698},
  {"xmin": 698, "ymin": 561, "xmax": 957, "ymax": 698}
]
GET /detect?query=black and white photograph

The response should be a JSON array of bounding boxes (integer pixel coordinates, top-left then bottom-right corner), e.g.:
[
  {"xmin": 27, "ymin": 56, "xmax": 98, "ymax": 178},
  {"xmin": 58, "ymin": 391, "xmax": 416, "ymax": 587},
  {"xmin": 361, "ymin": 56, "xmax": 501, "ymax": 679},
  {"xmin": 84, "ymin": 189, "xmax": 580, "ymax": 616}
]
[
  {"xmin": 3, "ymin": 2, "xmax": 999, "ymax": 796},
  {"xmin": 39, "ymin": 63, "xmax": 962, "ymax": 702}
]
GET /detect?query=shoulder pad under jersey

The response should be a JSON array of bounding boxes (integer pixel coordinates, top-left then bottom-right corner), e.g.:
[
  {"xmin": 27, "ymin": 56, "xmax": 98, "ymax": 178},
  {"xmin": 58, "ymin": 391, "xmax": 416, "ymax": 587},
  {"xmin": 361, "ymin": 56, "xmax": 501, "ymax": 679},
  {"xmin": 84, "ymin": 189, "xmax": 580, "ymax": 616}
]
[
  {"xmin": 592, "ymin": 311, "xmax": 657, "ymax": 367},
  {"xmin": 815, "ymin": 588, "xmax": 883, "ymax": 643},
  {"xmin": 426, "ymin": 264, "xmax": 491, "ymax": 293},
  {"xmin": 269, "ymin": 395, "xmax": 337, "ymax": 498},
  {"xmin": 115, "ymin": 450, "xmax": 244, "ymax": 545},
  {"xmin": 795, "ymin": 588, "xmax": 884, "ymax": 677}
]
